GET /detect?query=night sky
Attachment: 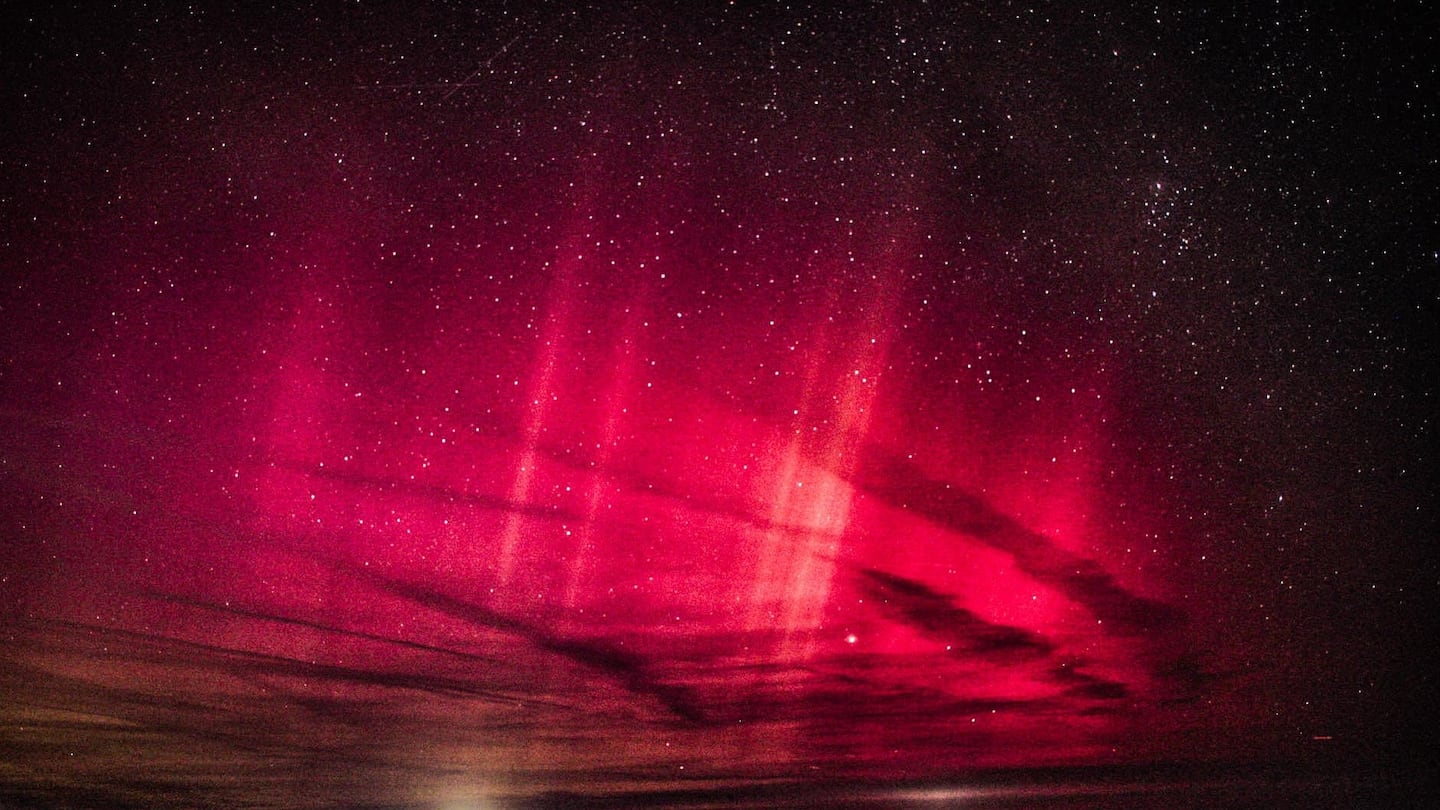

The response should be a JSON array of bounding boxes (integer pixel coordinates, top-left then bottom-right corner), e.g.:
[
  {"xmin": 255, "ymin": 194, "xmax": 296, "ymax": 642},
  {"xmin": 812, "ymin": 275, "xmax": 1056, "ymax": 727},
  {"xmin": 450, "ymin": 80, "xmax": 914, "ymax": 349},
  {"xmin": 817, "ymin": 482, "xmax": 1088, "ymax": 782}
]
[{"xmin": 1, "ymin": 2, "xmax": 1435, "ymax": 808}]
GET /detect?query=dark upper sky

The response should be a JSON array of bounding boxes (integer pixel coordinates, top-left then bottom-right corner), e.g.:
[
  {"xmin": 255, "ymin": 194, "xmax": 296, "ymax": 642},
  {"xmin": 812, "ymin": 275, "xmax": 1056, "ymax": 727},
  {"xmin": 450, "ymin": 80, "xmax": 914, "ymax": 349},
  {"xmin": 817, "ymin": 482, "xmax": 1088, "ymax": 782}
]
[{"xmin": 1, "ymin": 2, "xmax": 1435, "ymax": 808}]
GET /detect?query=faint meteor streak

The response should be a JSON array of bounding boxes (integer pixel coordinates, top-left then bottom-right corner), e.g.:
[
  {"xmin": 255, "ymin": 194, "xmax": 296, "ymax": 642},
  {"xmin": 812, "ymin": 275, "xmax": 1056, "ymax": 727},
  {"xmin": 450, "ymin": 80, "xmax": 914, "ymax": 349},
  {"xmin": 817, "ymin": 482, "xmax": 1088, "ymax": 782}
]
[
  {"xmin": 355, "ymin": 35, "xmax": 522, "ymax": 98},
  {"xmin": 443, "ymin": 35, "xmax": 522, "ymax": 99}
]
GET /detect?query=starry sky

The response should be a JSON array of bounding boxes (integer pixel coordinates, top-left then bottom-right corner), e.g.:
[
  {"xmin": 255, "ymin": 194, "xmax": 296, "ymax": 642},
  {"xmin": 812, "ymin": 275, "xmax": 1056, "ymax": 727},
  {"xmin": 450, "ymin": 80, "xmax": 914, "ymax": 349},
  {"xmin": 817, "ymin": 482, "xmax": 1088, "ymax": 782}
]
[{"xmin": 1, "ymin": 2, "xmax": 1435, "ymax": 808}]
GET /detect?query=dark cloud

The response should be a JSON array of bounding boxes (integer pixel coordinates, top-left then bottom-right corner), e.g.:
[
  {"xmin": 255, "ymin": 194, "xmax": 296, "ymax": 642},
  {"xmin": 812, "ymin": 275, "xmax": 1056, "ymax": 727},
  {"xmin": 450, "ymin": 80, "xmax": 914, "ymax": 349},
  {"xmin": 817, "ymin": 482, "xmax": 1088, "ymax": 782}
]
[
  {"xmin": 138, "ymin": 589, "xmax": 508, "ymax": 665},
  {"xmin": 856, "ymin": 567, "xmax": 1053, "ymax": 661},
  {"xmin": 847, "ymin": 447, "xmax": 1186, "ymax": 638},
  {"xmin": 1047, "ymin": 660, "xmax": 1130, "ymax": 702},
  {"xmin": 339, "ymin": 562, "xmax": 709, "ymax": 725},
  {"xmin": 295, "ymin": 460, "xmax": 587, "ymax": 523}
]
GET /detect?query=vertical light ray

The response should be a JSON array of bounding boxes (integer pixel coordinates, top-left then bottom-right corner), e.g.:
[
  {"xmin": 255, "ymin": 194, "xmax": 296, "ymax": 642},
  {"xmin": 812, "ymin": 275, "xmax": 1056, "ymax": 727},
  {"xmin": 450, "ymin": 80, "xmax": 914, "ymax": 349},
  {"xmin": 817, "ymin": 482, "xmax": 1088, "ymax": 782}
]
[
  {"xmin": 494, "ymin": 262, "xmax": 572, "ymax": 588},
  {"xmin": 561, "ymin": 301, "xmax": 643, "ymax": 611},
  {"xmin": 251, "ymin": 245, "xmax": 366, "ymax": 532},
  {"xmin": 744, "ymin": 299, "xmax": 833, "ymax": 641},
  {"xmin": 745, "ymin": 250, "xmax": 904, "ymax": 658},
  {"xmin": 491, "ymin": 178, "xmax": 599, "ymax": 589}
]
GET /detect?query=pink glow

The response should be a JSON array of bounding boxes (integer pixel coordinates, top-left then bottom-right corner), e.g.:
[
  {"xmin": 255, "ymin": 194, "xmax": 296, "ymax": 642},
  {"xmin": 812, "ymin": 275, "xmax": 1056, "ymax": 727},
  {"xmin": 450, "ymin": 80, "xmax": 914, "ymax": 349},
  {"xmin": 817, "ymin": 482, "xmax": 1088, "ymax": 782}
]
[{"xmin": 12, "ymin": 6, "xmax": 1419, "ymax": 805}]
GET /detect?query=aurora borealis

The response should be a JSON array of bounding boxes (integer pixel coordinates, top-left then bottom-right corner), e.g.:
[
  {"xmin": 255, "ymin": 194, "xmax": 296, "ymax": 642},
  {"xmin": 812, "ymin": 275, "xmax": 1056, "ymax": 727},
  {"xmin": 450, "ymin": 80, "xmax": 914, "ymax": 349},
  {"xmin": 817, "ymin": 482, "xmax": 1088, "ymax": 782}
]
[{"xmin": 2, "ymin": 2, "xmax": 1434, "ymax": 807}]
